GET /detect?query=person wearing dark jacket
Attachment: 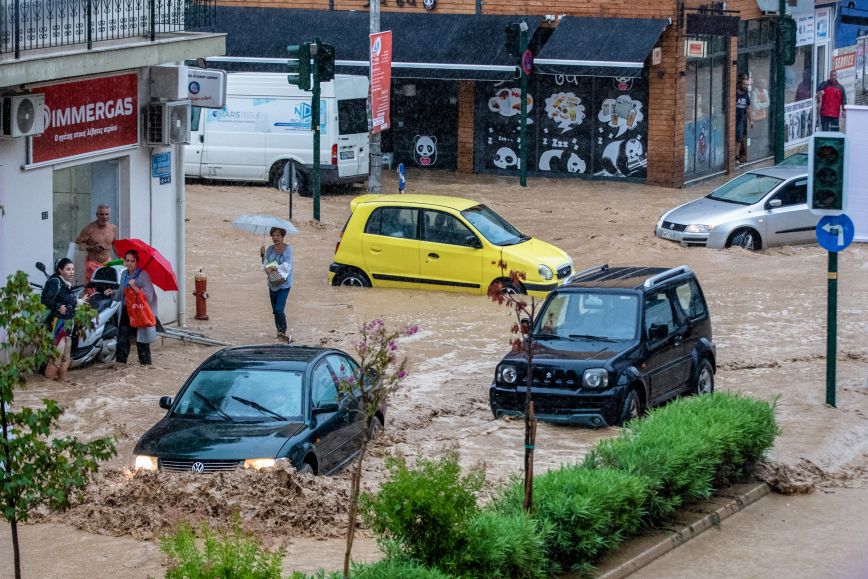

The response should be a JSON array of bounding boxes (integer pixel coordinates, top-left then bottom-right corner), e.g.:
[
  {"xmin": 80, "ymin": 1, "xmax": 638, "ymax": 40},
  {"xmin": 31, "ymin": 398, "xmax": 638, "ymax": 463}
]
[{"xmin": 40, "ymin": 258, "xmax": 80, "ymax": 381}]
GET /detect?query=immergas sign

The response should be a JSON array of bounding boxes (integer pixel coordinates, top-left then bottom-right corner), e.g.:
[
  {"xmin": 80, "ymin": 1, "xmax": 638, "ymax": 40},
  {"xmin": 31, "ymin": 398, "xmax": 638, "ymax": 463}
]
[
  {"xmin": 31, "ymin": 73, "xmax": 138, "ymax": 165},
  {"xmin": 187, "ymin": 68, "xmax": 226, "ymax": 109}
]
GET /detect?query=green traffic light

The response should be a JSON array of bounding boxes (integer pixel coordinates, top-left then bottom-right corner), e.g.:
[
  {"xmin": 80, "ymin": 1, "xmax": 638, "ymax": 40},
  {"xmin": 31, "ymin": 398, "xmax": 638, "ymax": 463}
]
[{"xmin": 809, "ymin": 135, "xmax": 846, "ymax": 213}]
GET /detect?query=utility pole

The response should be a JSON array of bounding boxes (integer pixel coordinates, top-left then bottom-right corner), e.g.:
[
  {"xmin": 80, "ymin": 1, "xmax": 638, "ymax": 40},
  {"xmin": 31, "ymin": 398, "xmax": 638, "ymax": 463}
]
[
  {"xmin": 368, "ymin": 0, "xmax": 382, "ymax": 194},
  {"xmin": 311, "ymin": 40, "xmax": 322, "ymax": 221},
  {"xmin": 774, "ymin": 4, "xmax": 796, "ymax": 164}
]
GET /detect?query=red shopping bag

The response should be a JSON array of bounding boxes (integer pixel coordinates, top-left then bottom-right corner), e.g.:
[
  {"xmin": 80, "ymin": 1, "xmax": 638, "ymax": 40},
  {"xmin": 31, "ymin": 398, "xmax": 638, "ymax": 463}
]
[{"xmin": 125, "ymin": 287, "xmax": 156, "ymax": 328}]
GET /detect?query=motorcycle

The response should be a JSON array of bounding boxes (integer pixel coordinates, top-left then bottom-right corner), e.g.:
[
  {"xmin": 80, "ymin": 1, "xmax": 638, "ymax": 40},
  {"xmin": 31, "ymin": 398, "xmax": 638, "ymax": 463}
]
[{"xmin": 31, "ymin": 261, "xmax": 124, "ymax": 368}]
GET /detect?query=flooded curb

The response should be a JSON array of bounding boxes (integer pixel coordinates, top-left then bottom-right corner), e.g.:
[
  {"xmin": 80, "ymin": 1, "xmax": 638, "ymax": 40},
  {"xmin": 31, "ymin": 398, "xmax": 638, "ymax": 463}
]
[{"xmin": 589, "ymin": 481, "xmax": 771, "ymax": 579}]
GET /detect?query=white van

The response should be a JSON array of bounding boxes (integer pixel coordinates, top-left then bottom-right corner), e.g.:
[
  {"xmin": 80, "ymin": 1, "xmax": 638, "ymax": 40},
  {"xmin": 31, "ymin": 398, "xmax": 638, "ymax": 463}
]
[{"xmin": 185, "ymin": 73, "xmax": 370, "ymax": 193}]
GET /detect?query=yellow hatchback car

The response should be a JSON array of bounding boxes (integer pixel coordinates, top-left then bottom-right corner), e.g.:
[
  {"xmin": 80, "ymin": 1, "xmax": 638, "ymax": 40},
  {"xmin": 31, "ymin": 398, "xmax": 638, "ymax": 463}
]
[{"xmin": 328, "ymin": 194, "xmax": 574, "ymax": 296}]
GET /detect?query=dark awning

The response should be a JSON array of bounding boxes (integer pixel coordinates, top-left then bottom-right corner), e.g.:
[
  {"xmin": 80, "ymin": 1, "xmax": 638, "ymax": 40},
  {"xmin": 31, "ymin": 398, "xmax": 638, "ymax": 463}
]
[
  {"xmin": 534, "ymin": 17, "xmax": 668, "ymax": 78},
  {"xmin": 218, "ymin": 8, "xmax": 541, "ymax": 81}
]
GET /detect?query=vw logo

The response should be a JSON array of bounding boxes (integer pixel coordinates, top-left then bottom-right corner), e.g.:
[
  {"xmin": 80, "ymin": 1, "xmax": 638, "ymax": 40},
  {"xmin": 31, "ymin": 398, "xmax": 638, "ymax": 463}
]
[{"xmin": 191, "ymin": 462, "xmax": 205, "ymax": 473}]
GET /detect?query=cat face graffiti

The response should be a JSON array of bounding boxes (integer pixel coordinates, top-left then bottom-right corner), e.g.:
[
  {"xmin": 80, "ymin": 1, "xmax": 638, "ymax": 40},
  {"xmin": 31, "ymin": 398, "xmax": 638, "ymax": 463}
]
[{"xmin": 414, "ymin": 135, "xmax": 437, "ymax": 167}]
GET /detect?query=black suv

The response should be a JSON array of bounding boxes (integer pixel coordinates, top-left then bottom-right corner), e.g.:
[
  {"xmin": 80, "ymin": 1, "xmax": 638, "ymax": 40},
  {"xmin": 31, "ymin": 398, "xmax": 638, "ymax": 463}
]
[{"xmin": 489, "ymin": 265, "xmax": 715, "ymax": 427}]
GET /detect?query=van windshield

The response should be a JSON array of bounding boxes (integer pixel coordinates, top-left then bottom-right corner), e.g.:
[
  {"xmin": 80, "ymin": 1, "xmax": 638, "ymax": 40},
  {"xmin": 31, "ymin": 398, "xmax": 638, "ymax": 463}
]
[{"xmin": 338, "ymin": 98, "xmax": 368, "ymax": 135}]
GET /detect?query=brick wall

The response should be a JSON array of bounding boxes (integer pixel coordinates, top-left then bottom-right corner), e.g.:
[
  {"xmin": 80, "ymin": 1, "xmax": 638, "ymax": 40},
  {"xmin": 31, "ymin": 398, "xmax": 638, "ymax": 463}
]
[
  {"xmin": 457, "ymin": 80, "xmax": 475, "ymax": 173},
  {"xmin": 647, "ymin": 25, "xmax": 686, "ymax": 187}
]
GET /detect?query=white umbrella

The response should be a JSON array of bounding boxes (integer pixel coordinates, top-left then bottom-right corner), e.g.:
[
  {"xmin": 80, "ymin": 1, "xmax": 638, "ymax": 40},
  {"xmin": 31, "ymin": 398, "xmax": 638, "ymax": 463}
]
[{"xmin": 232, "ymin": 214, "xmax": 299, "ymax": 236}]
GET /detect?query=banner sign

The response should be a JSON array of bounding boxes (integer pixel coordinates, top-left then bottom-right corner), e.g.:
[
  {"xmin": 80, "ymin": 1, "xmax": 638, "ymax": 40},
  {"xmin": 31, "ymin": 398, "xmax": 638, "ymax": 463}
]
[
  {"xmin": 370, "ymin": 31, "xmax": 393, "ymax": 134},
  {"xmin": 31, "ymin": 73, "xmax": 139, "ymax": 164},
  {"xmin": 796, "ymin": 14, "xmax": 814, "ymax": 47},
  {"xmin": 784, "ymin": 98, "xmax": 813, "ymax": 149}
]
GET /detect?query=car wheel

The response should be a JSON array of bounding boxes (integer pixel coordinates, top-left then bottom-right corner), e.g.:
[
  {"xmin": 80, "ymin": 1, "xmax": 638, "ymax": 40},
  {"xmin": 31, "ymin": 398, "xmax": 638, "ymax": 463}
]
[
  {"xmin": 489, "ymin": 279, "xmax": 525, "ymax": 296},
  {"xmin": 368, "ymin": 416, "xmax": 383, "ymax": 441},
  {"xmin": 731, "ymin": 229, "xmax": 760, "ymax": 251},
  {"xmin": 617, "ymin": 389, "xmax": 642, "ymax": 426},
  {"xmin": 333, "ymin": 269, "xmax": 372, "ymax": 287},
  {"xmin": 291, "ymin": 163, "xmax": 312, "ymax": 197},
  {"xmin": 694, "ymin": 358, "xmax": 715, "ymax": 395},
  {"xmin": 297, "ymin": 461, "xmax": 315, "ymax": 475}
]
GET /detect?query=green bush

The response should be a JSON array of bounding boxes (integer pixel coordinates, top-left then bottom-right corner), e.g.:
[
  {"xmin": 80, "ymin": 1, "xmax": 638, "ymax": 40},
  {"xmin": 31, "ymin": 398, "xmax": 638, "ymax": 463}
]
[
  {"xmin": 361, "ymin": 451, "xmax": 484, "ymax": 567},
  {"xmin": 349, "ymin": 559, "xmax": 453, "ymax": 579},
  {"xmin": 584, "ymin": 393, "xmax": 779, "ymax": 521},
  {"xmin": 160, "ymin": 520, "xmax": 284, "ymax": 579}
]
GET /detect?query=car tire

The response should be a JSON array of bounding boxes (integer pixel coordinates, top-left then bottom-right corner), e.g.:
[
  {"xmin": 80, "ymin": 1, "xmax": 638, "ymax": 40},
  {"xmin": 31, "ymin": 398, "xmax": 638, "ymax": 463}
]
[
  {"xmin": 297, "ymin": 461, "xmax": 315, "ymax": 475},
  {"xmin": 617, "ymin": 389, "xmax": 642, "ymax": 426},
  {"xmin": 368, "ymin": 416, "xmax": 383, "ymax": 441},
  {"xmin": 489, "ymin": 279, "xmax": 525, "ymax": 296},
  {"xmin": 694, "ymin": 358, "xmax": 715, "ymax": 395},
  {"xmin": 730, "ymin": 229, "xmax": 760, "ymax": 251},
  {"xmin": 333, "ymin": 268, "xmax": 372, "ymax": 287},
  {"xmin": 291, "ymin": 163, "xmax": 312, "ymax": 198}
]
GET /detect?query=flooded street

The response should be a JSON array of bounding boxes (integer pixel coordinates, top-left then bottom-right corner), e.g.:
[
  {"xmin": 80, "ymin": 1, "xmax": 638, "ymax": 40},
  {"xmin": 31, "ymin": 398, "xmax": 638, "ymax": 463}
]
[{"xmin": 3, "ymin": 169, "xmax": 868, "ymax": 577}]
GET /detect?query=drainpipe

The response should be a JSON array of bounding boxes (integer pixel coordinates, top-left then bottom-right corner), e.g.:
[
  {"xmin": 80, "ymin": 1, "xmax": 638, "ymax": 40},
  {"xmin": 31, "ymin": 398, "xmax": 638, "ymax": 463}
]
[{"xmin": 176, "ymin": 142, "xmax": 187, "ymax": 328}]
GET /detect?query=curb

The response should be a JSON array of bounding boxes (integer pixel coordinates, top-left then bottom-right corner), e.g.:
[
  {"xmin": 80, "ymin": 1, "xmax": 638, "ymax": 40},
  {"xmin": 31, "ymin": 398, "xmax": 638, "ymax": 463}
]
[{"xmin": 593, "ymin": 482, "xmax": 771, "ymax": 579}]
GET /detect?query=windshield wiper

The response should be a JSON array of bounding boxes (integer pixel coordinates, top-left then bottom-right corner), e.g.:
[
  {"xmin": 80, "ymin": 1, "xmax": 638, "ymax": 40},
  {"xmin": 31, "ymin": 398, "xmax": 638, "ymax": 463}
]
[
  {"xmin": 569, "ymin": 334, "xmax": 617, "ymax": 342},
  {"xmin": 192, "ymin": 391, "xmax": 234, "ymax": 421},
  {"xmin": 231, "ymin": 396, "xmax": 286, "ymax": 421},
  {"xmin": 533, "ymin": 333, "xmax": 582, "ymax": 342}
]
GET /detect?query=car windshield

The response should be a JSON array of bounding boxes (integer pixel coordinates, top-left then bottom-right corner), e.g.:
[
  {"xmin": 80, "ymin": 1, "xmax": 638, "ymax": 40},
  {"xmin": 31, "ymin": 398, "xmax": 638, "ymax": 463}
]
[
  {"xmin": 172, "ymin": 369, "xmax": 303, "ymax": 421},
  {"xmin": 534, "ymin": 291, "xmax": 639, "ymax": 341},
  {"xmin": 707, "ymin": 173, "xmax": 783, "ymax": 205},
  {"xmin": 460, "ymin": 204, "xmax": 527, "ymax": 246}
]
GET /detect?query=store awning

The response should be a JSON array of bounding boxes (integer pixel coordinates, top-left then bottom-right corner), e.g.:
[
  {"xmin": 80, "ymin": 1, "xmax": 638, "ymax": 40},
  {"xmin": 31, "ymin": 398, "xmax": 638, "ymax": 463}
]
[
  {"xmin": 534, "ymin": 17, "xmax": 668, "ymax": 78},
  {"xmin": 220, "ymin": 8, "xmax": 542, "ymax": 81}
]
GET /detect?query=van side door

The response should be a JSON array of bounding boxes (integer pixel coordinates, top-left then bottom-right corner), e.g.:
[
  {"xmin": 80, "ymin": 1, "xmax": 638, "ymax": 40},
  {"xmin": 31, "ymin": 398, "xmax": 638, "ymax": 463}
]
[
  {"xmin": 337, "ymin": 97, "xmax": 370, "ymax": 179},
  {"xmin": 184, "ymin": 106, "xmax": 204, "ymax": 178}
]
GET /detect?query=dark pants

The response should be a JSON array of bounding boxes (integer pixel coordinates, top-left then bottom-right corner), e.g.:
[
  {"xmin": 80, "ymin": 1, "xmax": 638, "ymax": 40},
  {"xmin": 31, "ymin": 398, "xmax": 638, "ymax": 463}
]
[
  {"xmin": 269, "ymin": 287, "xmax": 290, "ymax": 334},
  {"xmin": 117, "ymin": 309, "xmax": 152, "ymax": 365},
  {"xmin": 820, "ymin": 115, "xmax": 840, "ymax": 132}
]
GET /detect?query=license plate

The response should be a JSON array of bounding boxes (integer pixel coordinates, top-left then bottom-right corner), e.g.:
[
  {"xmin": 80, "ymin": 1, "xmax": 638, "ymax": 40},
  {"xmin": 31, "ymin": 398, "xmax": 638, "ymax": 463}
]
[
  {"xmin": 340, "ymin": 150, "xmax": 355, "ymax": 160},
  {"xmin": 657, "ymin": 228, "xmax": 678, "ymax": 241}
]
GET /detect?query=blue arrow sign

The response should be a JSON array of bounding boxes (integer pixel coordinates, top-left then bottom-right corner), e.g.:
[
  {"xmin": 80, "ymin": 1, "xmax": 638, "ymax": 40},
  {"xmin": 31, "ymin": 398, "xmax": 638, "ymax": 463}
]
[
  {"xmin": 397, "ymin": 162, "xmax": 406, "ymax": 193},
  {"xmin": 816, "ymin": 214, "xmax": 855, "ymax": 252}
]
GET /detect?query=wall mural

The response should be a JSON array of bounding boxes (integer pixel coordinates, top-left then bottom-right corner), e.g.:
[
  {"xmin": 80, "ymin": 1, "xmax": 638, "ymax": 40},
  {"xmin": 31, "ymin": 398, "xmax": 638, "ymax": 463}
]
[
  {"xmin": 475, "ymin": 75, "xmax": 648, "ymax": 179},
  {"xmin": 414, "ymin": 135, "xmax": 438, "ymax": 167}
]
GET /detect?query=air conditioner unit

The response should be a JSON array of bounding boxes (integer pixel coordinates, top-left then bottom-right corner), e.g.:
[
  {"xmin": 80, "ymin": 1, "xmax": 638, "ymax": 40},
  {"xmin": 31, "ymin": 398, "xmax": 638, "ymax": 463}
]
[
  {"xmin": 150, "ymin": 65, "xmax": 188, "ymax": 100},
  {"xmin": 1, "ymin": 94, "xmax": 46, "ymax": 138},
  {"xmin": 144, "ymin": 100, "xmax": 191, "ymax": 146}
]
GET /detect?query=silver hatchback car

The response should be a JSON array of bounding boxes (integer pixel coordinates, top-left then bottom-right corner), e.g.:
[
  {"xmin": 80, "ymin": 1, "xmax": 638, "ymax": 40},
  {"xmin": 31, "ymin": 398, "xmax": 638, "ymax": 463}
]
[{"xmin": 655, "ymin": 166, "xmax": 816, "ymax": 250}]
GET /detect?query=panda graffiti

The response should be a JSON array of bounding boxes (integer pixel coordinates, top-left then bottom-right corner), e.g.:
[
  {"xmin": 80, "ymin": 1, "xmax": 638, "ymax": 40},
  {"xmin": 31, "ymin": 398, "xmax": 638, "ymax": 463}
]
[
  {"xmin": 414, "ymin": 135, "xmax": 437, "ymax": 167},
  {"xmin": 599, "ymin": 138, "xmax": 647, "ymax": 177},
  {"xmin": 493, "ymin": 147, "xmax": 519, "ymax": 170}
]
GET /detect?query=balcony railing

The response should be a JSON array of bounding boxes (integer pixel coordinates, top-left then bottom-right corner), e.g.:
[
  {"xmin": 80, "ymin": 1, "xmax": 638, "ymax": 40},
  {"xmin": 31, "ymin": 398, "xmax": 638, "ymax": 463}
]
[{"xmin": 1, "ymin": 0, "xmax": 216, "ymax": 59}]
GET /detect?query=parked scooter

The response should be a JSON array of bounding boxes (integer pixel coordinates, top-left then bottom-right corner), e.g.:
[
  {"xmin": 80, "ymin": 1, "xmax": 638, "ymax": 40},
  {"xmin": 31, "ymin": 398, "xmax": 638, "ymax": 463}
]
[{"xmin": 32, "ymin": 261, "xmax": 124, "ymax": 368}]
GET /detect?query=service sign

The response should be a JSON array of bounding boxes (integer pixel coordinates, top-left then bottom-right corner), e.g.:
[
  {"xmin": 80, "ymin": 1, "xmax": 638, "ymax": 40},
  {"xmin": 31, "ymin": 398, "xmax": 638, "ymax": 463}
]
[
  {"xmin": 31, "ymin": 73, "xmax": 138, "ymax": 165},
  {"xmin": 370, "ymin": 30, "xmax": 393, "ymax": 134},
  {"xmin": 187, "ymin": 69, "xmax": 226, "ymax": 109}
]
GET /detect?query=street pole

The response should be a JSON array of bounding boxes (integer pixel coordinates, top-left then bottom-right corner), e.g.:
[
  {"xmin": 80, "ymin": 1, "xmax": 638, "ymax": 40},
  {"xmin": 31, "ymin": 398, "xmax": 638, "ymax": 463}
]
[
  {"xmin": 519, "ymin": 25, "xmax": 528, "ymax": 187},
  {"xmin": 312, "ymin": 39, "xmax": 321, "ymax": 221},
  {"xmin": 368, "ymin": 0, "xmax": 382, "ymax": 194},
  {"xmin": 826, "ymin": 250, "xmax": 837, "ymax": 407},
  {"xmin": 774, "ymin": 0, "xmax": 786, "ymax": 164}
]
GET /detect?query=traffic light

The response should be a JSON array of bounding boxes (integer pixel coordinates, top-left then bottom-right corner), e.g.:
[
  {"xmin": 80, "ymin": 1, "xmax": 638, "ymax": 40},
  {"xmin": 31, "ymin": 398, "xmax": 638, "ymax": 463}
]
[
  {"xmin": 287, "ymin": 43, "xmax": 312, "ymax": 90},
  {"xmin": 318, "ymin": 43, "xmax": 335, "ymax": 82},
  {"xmin": 504, "ymin": 23, "xmax": 521, "ymax": 57},
  {"xmin": 808, "ymin": 132, "xmax": 846, "ymax": 215},
  {"xmin": 778, "ymin": 16, "xmax": 797, "ymax": 66}
]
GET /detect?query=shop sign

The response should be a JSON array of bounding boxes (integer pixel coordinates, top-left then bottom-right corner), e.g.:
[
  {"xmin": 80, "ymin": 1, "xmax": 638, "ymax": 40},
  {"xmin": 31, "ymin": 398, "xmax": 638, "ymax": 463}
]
[
  {"xmin": 815, "ymin": 8, "xmax": 830, "ymax": 42},
  {"xmin": 152, "ymin": 152, "xmax": 172, "ymax": 185},
  {"xmin": 833, "ymin": 47, "xmax": 857, "ymax": 103},
  {"xmin": 685, "ymin": 40, "xmax": 707, "ymax": 58},
  {"xmin": 187, "ymin": 69, "xmax": 226, "ymax": 109},
  {"xmin": 370, "ymin": 30, "xmax": 393, "ymax": 134},
  {"xmin": 31, "ymin": 73, "xmax": 138, "ymax": 165},
  {"xmin": 795, "ymin": 14, "xmax": 814, "ymax": 47},
  {"xmin": 784, "ymin": 99, "xmax": 813, "ymax": 150}
]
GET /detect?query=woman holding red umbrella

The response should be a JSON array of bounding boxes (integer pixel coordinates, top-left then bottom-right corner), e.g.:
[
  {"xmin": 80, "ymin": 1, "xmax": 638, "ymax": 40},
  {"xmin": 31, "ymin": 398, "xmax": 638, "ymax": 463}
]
[{"xmin": 113, "ymin": 249, "xmax": 158, "ymax": 366}]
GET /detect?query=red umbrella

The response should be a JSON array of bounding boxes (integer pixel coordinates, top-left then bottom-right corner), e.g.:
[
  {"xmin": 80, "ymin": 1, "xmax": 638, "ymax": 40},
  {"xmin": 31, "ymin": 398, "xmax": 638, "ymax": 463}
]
[{"xmin": 112, "ymin": 238, "xmax": 179, "ymax": 291}]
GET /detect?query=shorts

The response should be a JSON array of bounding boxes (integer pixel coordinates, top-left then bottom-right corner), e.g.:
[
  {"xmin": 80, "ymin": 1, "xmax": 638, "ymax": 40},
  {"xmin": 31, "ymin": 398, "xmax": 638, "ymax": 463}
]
[{"xmin": 50, "ymin": 336, "xmax": 72, "ymax": 367}]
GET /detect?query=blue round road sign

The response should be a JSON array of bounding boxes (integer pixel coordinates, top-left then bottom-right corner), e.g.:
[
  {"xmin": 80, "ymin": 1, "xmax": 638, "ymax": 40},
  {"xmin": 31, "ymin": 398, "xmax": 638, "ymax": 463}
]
[{"xmin": 816, "ymin": 214, "xmax": 855, "ymax": 252}]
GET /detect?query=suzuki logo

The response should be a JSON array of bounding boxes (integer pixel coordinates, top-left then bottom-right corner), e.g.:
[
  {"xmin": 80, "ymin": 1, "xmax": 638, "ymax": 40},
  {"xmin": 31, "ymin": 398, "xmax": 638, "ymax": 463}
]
[
  {"xmin": 191, "ymin": 462, "xmax": 205, "ymax": 473},
  {"xmin": 545, "ymin": 371, "xmax": 552, "ymax": 380}
]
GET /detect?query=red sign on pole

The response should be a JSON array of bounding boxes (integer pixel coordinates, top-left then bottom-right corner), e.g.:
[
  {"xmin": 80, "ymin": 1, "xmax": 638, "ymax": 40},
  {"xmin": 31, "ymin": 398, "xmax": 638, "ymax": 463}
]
[
  {"xmin": 31, "ymin": 73, "xmax": 139, "ymax": 164},
  {"xmin": 370, "ymin": 31, "xmax": 393, "ymax": 134}
]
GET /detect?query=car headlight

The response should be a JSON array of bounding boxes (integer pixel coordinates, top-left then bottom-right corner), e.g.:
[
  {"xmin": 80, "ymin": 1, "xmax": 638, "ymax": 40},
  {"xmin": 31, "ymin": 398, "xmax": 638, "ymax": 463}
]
[
  {"xmin": 538, "ymin": 264, "xmax": 553, "ymax": 280},
  {"xmin": 499, "ymin": 365, "xmax": 518, "ymax": 385},
  {"xmin": 133, "ymin": 455, "xmax": 158, "ymax": 471},
  {"xmin": 582, "ymin": 369, "xmax": 609, "ymax": 389},
  {"xmin": 244, "ymin": 458, "xmax": 277, "ymax": 470},
  {"xmin": 685, "ymin": 224, "xmax": 713, "ymax": 233}
]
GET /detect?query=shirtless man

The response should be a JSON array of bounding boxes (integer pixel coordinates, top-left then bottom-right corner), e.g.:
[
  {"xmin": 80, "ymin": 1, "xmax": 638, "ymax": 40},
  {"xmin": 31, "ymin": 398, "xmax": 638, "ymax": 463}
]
[{"xmin": 75, "ymin": 204, "xmax": 117, "ymax": 285}]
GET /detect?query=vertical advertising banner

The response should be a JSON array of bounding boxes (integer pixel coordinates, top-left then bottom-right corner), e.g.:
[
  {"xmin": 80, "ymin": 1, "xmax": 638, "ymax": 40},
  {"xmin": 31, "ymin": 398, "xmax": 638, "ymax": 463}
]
[
  {"xmin": 31, "ymin": 73, "xmax": 139, "ymax": 164},
  {"xmin": 370, "ymin": 31, "xmax": 393, "ymax": 134}
]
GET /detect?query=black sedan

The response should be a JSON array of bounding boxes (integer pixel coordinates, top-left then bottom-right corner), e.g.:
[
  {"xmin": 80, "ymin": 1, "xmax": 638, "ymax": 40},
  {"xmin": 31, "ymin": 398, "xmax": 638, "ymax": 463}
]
[{"xmin": 133, "ymin": 345, "xmax": 382, "ymax": 475}]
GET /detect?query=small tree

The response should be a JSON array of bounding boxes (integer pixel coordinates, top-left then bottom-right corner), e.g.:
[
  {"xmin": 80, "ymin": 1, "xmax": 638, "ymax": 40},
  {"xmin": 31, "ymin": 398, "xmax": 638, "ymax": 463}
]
[
  {"xmin": 488, "ymin": 262, "xmax": 541, "ymax": 513},
  {"xmin": 0, "ymin": 271, "xmax": 116, "ymax": 579},
  {"xmin": 339, "ymin": 318, "xmax": 417, "ymax": 578}
]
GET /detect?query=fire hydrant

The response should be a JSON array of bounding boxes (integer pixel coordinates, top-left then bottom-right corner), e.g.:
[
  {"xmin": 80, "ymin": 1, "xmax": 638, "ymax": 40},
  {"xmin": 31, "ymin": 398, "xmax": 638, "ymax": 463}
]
[{"xmin": 194, "ymin": 268, "xmax": 209, "ymax": 320}]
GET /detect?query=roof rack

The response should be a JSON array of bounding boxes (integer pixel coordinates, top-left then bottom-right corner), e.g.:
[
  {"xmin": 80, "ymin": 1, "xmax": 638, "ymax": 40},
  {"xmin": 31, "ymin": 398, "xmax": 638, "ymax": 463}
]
[
  {"xmin": 642, "ymin": 265, "xmax": 692, "ymax": 289},
  {"xmin": 564, "ymin": 263, "xmax": 609, "ymax": 285}
]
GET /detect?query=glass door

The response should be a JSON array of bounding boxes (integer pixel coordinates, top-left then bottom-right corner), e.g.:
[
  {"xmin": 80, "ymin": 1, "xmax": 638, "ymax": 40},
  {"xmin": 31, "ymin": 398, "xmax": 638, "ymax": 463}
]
[{"xmin": 684, "ymin": 36, "xmax": 728, "ymax": 180}]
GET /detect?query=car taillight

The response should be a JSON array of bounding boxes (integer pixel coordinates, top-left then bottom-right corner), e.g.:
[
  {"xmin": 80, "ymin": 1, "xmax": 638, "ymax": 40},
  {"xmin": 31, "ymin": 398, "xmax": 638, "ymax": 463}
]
[{"xmin": 331, "ymin": 144, "xmax": 337, "ymax": 165}]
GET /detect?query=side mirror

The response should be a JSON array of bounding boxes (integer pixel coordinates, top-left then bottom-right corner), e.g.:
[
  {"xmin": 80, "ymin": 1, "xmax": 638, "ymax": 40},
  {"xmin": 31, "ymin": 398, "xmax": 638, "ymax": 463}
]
[
  {"xmin": 648, "ymin": 323, "xmax": 669, "ymax": 341},
  {"xmin": 312, "ymin": 402, "xmax": 340, "ymax": 416},
  {"xmin": 159, "ymin": 396, "xmax": 173, "ymax": 410},
  {"xmin": 520, "ymin": 317, "xmax": 532, "ymax": 334},
  {"xmin": 35, "ymin": 262, "xmax": 47, "ymax": 274},
  {"xmin": 465, "ymin": 235, "xmax": 482, "ymax": 249},
  {"xmin": 767, "ymin": 198, "xmax": 782, "ymax": 208}
]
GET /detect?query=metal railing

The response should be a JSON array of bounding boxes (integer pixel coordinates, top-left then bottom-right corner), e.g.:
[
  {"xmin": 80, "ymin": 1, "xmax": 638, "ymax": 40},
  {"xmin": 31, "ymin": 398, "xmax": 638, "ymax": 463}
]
[{"xmin": 1, "ymin": 0, "xmax": 216, "ymax": 59}]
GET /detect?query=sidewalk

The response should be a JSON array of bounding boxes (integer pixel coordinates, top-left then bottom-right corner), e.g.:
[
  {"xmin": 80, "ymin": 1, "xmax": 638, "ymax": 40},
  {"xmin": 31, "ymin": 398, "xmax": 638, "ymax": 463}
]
[{"xmin": 591, "ymin": 485, "xmax": 868, "ymax": 579}]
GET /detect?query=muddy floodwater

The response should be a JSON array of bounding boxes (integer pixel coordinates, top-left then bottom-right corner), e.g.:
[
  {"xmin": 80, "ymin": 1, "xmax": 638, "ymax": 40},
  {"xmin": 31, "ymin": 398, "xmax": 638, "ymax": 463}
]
[{"xmin": 3, "ymin": 170, "xmax": 868, "ymax": 578}]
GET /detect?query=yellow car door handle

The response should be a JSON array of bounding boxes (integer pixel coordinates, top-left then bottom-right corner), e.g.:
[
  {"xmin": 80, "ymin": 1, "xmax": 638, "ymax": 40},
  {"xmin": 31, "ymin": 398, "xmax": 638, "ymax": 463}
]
[
  {"xmin": 427, "ymin": 252, "xmax": 440, "ymax": 259},
  {"xmin": 370, "ymin": 247, "xmax": 382, "ymax": 254}
]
